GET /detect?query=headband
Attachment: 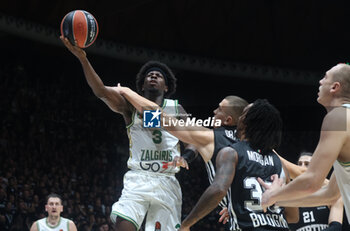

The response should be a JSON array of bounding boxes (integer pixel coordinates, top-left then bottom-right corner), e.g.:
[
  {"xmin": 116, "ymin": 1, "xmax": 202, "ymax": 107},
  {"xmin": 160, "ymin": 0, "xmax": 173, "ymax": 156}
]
[{"xmin": 145, "ymin": 67, "xmax": 168, "ymax": 85}]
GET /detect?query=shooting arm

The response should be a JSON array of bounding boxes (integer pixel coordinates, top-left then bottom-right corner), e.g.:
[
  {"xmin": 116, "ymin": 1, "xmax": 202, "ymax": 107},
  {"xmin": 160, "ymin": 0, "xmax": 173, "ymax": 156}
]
[{"xmin": 61, "ymin": 36, "xmax": 130, "ymax": 114}]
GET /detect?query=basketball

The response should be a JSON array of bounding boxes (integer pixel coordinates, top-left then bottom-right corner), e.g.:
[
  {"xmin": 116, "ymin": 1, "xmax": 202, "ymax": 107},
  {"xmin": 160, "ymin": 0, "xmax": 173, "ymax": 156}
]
[{"xmin": 60, "ymin": 10, "xmax": 99, "ymax": 48}]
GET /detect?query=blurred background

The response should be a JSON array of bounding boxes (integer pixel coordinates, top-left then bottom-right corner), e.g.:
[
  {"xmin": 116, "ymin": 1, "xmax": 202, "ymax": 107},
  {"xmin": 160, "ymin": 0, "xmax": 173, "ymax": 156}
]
[{"xmin": 1, "ymin": 1, "xmax": 350, "ymax": 230}]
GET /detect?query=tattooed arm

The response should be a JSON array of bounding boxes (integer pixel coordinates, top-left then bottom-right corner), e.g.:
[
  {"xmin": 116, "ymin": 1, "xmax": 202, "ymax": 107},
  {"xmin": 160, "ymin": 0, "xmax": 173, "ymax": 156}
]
[{"xmin": 179, "ymin": 147, "xmax": 237, "ymax": 231}]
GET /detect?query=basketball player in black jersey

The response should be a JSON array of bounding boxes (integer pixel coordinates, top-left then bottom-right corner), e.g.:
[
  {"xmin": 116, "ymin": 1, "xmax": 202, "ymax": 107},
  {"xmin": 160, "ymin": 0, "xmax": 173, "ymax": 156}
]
[
  {"xmin": 288, "ymin": 152, "xmax": 344, "ymax": 231},
  {"xmin": 177, "ymin": 99, "xmax": 298, "ymax": 231}
]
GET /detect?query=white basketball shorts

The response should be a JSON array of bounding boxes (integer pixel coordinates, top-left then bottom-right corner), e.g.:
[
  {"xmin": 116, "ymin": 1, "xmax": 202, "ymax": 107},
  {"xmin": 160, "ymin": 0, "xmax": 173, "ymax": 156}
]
[{"xmin": 110, "ymin": 170, "xmax": 182, "ymax": 231}]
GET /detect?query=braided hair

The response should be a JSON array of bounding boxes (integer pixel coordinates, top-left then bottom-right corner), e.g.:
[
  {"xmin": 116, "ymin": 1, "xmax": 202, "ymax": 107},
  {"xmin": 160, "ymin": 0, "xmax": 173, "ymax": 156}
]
[{"xmin": 243, "ymin": 99, "xmax": 282, "ymax": 153}]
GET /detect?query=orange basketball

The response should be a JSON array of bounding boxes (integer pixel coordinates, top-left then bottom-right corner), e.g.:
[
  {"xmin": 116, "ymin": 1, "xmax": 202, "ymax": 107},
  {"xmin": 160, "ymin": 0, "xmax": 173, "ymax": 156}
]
[{"xmin": 60, "ymin": 10, "xmax": 99, "ymax": 48}]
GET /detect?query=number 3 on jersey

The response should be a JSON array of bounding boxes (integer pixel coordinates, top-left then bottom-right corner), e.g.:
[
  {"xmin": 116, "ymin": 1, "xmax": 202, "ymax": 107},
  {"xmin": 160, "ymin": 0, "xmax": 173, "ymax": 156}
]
[
  {"xmin": 152, "ymin": 130, "xmax": 162, "ymax": 144},
  {"xmin": 244, "ymin": 177, "xmax": 263, "ymax": 211},
  {"xmin": 243, "ymin": 177, "xmax": 281, "ymax": 213}
]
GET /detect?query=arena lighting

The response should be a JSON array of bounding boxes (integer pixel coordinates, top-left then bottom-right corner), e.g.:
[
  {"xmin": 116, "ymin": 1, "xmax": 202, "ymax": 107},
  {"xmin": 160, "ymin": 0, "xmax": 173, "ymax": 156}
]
[{"xmin": 0, "ymin": 12, "xmax": 320, "ymax": 85}]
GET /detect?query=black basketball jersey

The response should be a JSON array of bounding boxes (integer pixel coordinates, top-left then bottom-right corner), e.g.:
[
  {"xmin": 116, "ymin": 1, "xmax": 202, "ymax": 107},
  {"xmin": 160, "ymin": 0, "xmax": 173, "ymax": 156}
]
[
  {"xmin": 206, "ymin": 126, "xmax": 238, "ymax": 209},
  {"xmin": 288, "ymin": 206, "xmax": 330, "ymax": 231},
  {"xmin": 213, "ymin": 126, "xmax": 238, "ymax": 157},
  {"xmin": 229, "ymin": 141, "xmax": 289, "ymax": 231}
]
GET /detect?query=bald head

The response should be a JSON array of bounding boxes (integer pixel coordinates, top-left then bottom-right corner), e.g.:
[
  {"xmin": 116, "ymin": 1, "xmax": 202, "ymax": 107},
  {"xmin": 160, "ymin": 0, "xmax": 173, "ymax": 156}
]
[
  {"xmin": 224, "ymin": 95, "xmax": 248, "ymax": 122},
  {"xmin": 331, "ymin": 63, "xmax": 350, "ymax": 97}
]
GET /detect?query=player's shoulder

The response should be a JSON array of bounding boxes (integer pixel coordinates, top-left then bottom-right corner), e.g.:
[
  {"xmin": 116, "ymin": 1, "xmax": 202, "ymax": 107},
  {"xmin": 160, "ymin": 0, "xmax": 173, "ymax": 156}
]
[
  {"xmin": 322, "ymin": 106, "xmax": 348, "ymax": 131},
  {"xmin": 326, "ymin": 106, "xmax": 347, "ymax": 117},
  {"xmin": 217, "ymin": 146, "xmax": 238, "ymax": 162},
  {"xmin": 30, "ymin": 221, "xmax": 38, "ymax": 231},
  {"xmin": 67, "ymin": 219, "xmax": 78, "ymax": 231},
  {"xmin": 230, "ymin": 140, "xmax": 247, "ymax": 149}
]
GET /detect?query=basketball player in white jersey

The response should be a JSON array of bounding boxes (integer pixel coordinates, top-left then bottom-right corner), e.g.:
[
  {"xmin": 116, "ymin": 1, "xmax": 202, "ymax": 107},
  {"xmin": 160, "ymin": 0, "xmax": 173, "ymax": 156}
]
[
  {"xmin": 30, "ymin": 193, "xmax": 77, "ymax": 231},
  {"xmin": 260, "ymin": 63, "xmax": 350, "ymax": 224},
  {"xmin": 61, "ymin": 36, "xmax": 195, "ymax": 231}
]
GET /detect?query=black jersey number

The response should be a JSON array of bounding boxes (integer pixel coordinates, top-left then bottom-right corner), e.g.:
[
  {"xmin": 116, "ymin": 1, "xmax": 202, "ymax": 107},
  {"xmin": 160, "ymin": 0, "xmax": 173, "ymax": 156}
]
[{"xmin": 152, "ymin": 130, "xmax": 162, "ymax": 144}]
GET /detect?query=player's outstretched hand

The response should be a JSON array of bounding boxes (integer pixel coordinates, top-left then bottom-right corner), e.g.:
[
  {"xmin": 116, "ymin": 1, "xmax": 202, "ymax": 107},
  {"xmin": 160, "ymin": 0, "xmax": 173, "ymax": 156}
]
[
  {"xmin": 60, "ymin": 36, "xmax": 86, "ymax": 59},
  {"xmin": 257, "ymin": 174, "xmax": 283, "ymax": 212},
  {"xmin": 218, "ymin": 207, "xmax": 230, "ymax": 224},
  {"xmin": 169, "ymin": 156, "xmax": 189, "ymax": 170}
]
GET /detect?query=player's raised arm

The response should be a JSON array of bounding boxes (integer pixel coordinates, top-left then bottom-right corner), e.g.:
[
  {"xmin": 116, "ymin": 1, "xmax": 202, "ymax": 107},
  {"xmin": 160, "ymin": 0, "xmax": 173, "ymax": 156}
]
[
  {"xmin": 60, "ymin": 36, "xmax": 131, "ymax": 116},
  {"xmin": 273, "ymin": 150, "xmax": 306, "ymax": 179}
]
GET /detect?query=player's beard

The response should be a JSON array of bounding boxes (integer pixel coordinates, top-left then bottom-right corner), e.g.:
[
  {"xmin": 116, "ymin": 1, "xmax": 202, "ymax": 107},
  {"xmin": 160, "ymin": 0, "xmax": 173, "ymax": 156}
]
[{"xmin": 146, "ymin": 87, "xmax": 163, "ymax": 97}]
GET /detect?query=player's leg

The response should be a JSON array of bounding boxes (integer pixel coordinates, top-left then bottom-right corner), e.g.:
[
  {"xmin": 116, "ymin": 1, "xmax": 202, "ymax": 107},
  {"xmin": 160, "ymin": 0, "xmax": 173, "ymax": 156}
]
[
  {"xmin": 144, "ymin": 175, "xmax": 182, "ymax": 231},
  {"xmin": 110, "ymin": 171, "xmax": 150, "ymax": 231},
  {"xmin": 114, "ymin": 217, "xmax": 137, "ymax": 231}
]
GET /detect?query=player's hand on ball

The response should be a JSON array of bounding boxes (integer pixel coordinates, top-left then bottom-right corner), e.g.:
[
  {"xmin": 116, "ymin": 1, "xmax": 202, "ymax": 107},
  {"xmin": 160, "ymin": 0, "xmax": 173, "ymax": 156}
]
[{"xmin": 60, "ymin": 36, "xmax": 86, "ymax": 59}]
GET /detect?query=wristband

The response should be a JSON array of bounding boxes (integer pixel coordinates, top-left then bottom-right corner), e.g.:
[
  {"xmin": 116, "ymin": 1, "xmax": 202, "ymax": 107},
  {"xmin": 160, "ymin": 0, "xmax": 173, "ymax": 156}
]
[
  {"xmin": 182, "ymin": 149, "xmax": 197, "ymax": 164},
  {"xmin": 325, "ymin": 221, "xmax": 342, "ymax": 231}
]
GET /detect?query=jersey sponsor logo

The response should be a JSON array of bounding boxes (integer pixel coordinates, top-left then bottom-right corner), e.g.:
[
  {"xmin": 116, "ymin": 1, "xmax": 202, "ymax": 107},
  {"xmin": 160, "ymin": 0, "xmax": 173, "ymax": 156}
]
[
  {"xmin": 139, "ymin": 161, "xmax": 171, "ymax": 172},
  {"xmin": 155, "ymin": 221, "xmax": 161, "ymax": 231},
  {"xmin": 246, "ymin": 151, "xmax": 274, "ymax": 166},
  {"xmin": 141, "ymin": 149, "xmax": 173, "ymax": 161},
  {"xmin": 296, "ymin": 224, "xmax": 328, "ymax": 231},
  {"xmin": 249, "ymin": 213, "xmax": 288, "ymax": 228},
  {"xmin": 143, "ymin": 109, "xmax": 161, "ymax": 128}
]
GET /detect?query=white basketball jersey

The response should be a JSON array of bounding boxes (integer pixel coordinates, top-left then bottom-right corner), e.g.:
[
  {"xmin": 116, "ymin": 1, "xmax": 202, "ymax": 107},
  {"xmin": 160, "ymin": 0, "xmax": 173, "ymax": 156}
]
[
  {"xmin": 126, "ymin": 99, "xmax": 181, "ymax": 174},
  {"xmin": 37, "ymin": 217, "xmax": 70, "ymax": 231},
  {"xmin": 332, "ymin": 103, "xmax": 350, "ymax": 222},
  {"xmin": 333, "ymin": 160, "xmax": 350, "ymax": 222}
]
